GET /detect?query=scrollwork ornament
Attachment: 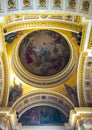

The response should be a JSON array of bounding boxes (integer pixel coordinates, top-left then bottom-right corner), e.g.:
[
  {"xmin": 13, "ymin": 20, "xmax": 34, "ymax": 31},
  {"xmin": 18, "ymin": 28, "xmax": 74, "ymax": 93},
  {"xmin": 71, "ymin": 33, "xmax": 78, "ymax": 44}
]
[
  {"xmin": 83, "ymin": 1, "xmax": 89, "ymax": 11},
  {"xmin": 69, "ymin": 0, "xmax": 76, "ymax": 8},
  {"xmin": 23, "ymin": 0, "xmax": 30, "ymax": 7},
  {"xmin": 39, "ymin": 0, "xmax": 46, "ymax": 6},
  {"xmin": 54, "ymin": 0, "xmax": 61, "ymax": 7},
  {"xmin": 8, "ymin": 0, "xmax": 15, "ymax": 8}
]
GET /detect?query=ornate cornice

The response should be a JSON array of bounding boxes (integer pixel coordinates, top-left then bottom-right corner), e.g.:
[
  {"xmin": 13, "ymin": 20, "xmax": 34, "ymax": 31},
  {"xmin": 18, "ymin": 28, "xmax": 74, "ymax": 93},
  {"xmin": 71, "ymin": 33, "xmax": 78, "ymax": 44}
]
[
  {"xmin": 4, "ymin": 20, "xmax": 82, "ymax": 34},
  {"xmin": 0, "ymin": 0, "xmax": 91, "ymax": 18}
]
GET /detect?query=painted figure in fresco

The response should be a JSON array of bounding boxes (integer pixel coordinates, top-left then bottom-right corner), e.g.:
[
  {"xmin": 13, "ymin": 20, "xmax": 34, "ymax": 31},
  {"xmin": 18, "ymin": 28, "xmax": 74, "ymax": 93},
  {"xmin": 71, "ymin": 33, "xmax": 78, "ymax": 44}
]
[
  {"xmin": 19, "ymin": 30, "xmax": 70, "ymax": 76},
  {"xmin": 5, "ymin": 33, "xmax": 17, "ymax": 44},
  {"xmin": 30, "ymin": 110, "xmax": 39, "ymax": 125},
  {"xmin": 64, "ymin": 84, "xmax": 78, "ymax": 106},
  {"xmin": 5, "ymin": 31, "xmax": 23, "ymax": 44},
  {"xmin": 8, "ymin": 78, "xmax": 23, "ymax": 106},
  {"xmin": 19, "ymin": 106, "xmax": 68, "ymax": 125},
  {"xmin": 40, "ymin": 108, "xmax": 51, "ymax": 124},
  {"xmin": 40, "ymin": 47, "xmax": 47, "ymax": 60},
  {"xmin": 25, "ymin": 44, "xmax": 33, "ymax": 64}
]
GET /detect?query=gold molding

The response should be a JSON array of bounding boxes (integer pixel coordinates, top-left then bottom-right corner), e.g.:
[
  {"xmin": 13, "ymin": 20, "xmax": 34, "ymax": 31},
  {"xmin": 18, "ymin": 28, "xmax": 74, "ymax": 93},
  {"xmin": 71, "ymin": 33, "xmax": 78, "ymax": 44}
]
[
  {"xmin": 54, "ymin": 0, "xmax": 61, "ymax": 7},
  {"xmin": 88, "ymin": 27, "xmax": 92, "ymax": 49},
  {"xmin": 4, "ymin": 20, "xmax": 82, "ymax": 34},
  {"xmin": 12, "ymin": 90, "xmax": 74, "ymax": 109},
  {"xmin": 77, "ymin": 52, "xmax": 88, "ymax": 107},
  {"xmin": 80, "ymin": 23, "xmax": 88, "ymax": 52},
  {"xmin": 4, "ymin": 14, "xmax": 82, "ymax": 24},
  {"xmin": 0, "ymin": 24, "xmax": 9, "ymax": 107},
  {"xmin": 1, "ymin": 51, "xmax": 9, "ymax": 107},
  {"xmin": 23, "ymin": 0, "xmax": 30, "ymax": 7},
  {"xmin": 69, "ymin": 0, "xmax": 76, "ymax": 8},
  {"xmin": 83, "ymin": 1, "xmax": 89, "ymax": 11},
  {"xmin": 8, "ymin": 0, "xmax": 15, "ymax": 8},
  {"xmin": 39, "ymin": 0, "xmax": 46, "ymax": 6}
]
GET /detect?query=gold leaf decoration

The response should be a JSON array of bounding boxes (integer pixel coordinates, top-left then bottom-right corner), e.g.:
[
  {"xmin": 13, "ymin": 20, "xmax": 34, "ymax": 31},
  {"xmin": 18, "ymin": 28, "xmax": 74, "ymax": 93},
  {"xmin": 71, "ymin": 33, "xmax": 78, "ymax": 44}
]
[
  {"xmin": 69, "ymin": 0, "xmax": 76, "ymax": 8},
  {"xmin": 54, "ymin": 0, "xmax": 61, "ymax": 7},
  {"xmin": 83, "ymin": 1, "xmax": 89, "ymax": 11},
  {"xmin": 23, "ymin": 0, "xmax": 30, "ymax": 7},
  {"xmin": 39, "ymin": 0, "xmax": 46, "ymax": 6},
  {"xmin": 66, "ymin": 15, "xmax": 72, "ymax": 21},
  {"xmin": 8, "ymin": 0, "xmax": 15, "ymax": 8}
]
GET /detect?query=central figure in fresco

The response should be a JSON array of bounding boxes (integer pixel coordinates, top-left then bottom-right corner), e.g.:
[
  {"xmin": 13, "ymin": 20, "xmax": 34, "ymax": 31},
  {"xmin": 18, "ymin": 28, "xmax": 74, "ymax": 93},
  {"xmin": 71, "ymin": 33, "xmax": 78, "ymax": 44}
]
[
  {"xmin": 19, "ymin": 30, "xmax": 70, "ymax": 76},
  {"xmin": 18, "ymin": 106, "xmax": 68, "ymax": 126}
]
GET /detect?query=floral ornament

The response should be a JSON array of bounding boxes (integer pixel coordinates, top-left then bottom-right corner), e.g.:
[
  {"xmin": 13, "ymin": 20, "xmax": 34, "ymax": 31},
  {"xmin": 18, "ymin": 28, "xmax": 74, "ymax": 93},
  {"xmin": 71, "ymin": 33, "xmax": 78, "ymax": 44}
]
[
  {"xmin": 54, "ymin": 0, "xmax": 61, "ymax": 7},
  {"xmin": 23, "ymin": 0, "xmax": 30, "ymax": 7},
  {"xmin": 83, "ymin": 1, "xmax": 89, "ymax": 11},
  {"xmin": 15, "ymin": 14, "xmax": 21, "ymax": 19},
  {"xmin": 66, "ymin": 15, "xmax": 72, "ymax": 21},
  {"xmin": 85, "ymin": 81, "xmax": 91, "ymax": 86},
  {"xmin": 8, "ymin": 0, "xmax": 15, "ymax": 8},
  {"xmin": 69, "ymin": 0, "xmax": 76, "ymax": 8},
  {"xmin": 86, "ymin": 61, "xmax": 92, "ymax": 67},
  {"xmin": 39, "ymin": 0, "xmax": 46, "ymax": 6}
]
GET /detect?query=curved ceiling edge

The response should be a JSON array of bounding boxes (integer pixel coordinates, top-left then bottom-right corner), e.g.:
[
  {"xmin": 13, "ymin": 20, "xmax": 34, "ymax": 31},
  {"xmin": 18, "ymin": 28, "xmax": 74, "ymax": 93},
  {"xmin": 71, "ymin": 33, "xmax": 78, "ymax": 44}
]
[
  {"xmin": 78, "ymin": 51, "xmax": 92, "ymax": 107},
  {"xmin": 12, "ymin": 90, "xmax": 74, "ymax": 118},
  {"xmin": 4, "ymin": 20, "xmax": 82, "ymax": 35},
  {"xmin": 0, "ymin": 52, "xmax": 10, "ymax": 106}
]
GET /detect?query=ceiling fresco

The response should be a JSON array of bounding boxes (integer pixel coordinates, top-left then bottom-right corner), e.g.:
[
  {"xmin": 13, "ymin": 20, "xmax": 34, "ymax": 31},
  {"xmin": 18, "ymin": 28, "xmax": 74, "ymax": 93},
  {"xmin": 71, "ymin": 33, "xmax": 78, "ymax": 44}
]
[
  {"xmin": 19, "ymin": 30, "xmax": 70, "ymax": 76},
  {"xmin": 11, "ymin": 29, "xmax": 77, "ymax": 88},
  {"xmin": 18, "ymin": 106, "xmax": 68, "ymax": 126},
  {"xmin": 4, "ymin": 26, "xmax": 81, "ymax": 127},
  {"xmin": 5, "ymin": 28, "xmax": 80, "ymax": 109}
]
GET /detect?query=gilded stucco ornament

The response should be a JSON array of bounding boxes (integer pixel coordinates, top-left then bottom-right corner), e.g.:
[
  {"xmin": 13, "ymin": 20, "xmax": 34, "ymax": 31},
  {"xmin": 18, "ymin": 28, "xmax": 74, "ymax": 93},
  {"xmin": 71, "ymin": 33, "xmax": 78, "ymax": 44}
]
[
  {"xmin": 66, "ymin": 15, "xmax": 72, "ymax": 21},
  {"xmin": 83, "ymin": 1, "xmax": 89, "ymax": 11},
  {"xmin": 39, "ymin": 0, "xmax": 46, "ymax": 6},
  {"xmin": 77, "ymin": 52, "xmax": 88, "ymax": 106},
  {"xmin": 86, "ymin": 60, "xmax": 92, "ymax": 67},
  {"xmin": 80, "ymin": 23, "xmax": 87, "ymax": 52},
  {"xmin": 4, "ymin": 20, "xmax": 82, "ymax": 34},
  {"xmin": 88, "ymin": 28, "xmax": 92, "ymax": 49},
  {"xmin": 54, "ymin": 0, "xmax": 61, "ymax": 7},
  {"xmin": 69, "ymin": 0, "xmax": 76, "ymax": 8},
  {"xmin": 23, "ymin": 0, "xmax": 30, "ymax": 7},
  {"xmin": 8, "ymin": 0, "xmax": 15, "ymax": 8}
]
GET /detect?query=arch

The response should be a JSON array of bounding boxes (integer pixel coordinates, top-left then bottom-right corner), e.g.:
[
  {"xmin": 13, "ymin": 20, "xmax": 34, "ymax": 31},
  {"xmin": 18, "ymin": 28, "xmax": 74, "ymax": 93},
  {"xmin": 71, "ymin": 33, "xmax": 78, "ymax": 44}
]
[{"xmin": 12, "ymin": 90, "xmax": 75, "ymax": 118}]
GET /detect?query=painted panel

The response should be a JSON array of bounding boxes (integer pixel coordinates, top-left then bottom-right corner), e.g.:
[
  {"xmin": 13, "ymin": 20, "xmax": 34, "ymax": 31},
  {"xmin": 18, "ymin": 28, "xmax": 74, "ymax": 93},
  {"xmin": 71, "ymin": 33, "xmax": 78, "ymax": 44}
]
[{"xmin": 19, "ymin": 106, "xmax": 68, "ymax": 126}]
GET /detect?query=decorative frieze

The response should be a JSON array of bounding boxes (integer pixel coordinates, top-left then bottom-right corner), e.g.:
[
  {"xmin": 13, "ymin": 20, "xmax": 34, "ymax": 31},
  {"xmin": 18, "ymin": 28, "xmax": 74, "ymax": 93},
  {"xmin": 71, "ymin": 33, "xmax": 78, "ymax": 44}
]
[{"xmin": 0, "ymin": 0, "xmax": 91, "ymax": 18}]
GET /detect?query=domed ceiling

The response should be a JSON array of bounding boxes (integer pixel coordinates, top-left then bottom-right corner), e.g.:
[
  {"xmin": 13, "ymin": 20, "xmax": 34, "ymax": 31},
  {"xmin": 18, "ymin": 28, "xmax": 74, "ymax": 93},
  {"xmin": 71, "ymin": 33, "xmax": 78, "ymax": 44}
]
[
  {"xmin": 11, "ymin": 29, "xmax": 77, "ymax": 88},
  {"xmin": 19, "ymin": 30, "xmax": 70, "ymax": 76}
]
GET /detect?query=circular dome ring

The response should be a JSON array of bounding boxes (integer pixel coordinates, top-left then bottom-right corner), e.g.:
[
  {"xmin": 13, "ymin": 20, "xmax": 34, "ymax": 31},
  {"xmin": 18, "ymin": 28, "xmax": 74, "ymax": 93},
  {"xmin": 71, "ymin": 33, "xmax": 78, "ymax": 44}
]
[{"xmin": 11, "ymin": 29, "xmax": 78, "ymax": 88}]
